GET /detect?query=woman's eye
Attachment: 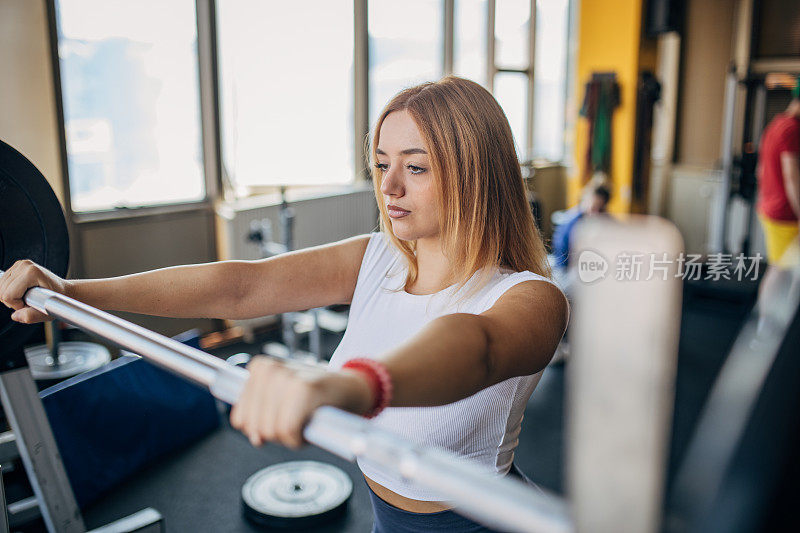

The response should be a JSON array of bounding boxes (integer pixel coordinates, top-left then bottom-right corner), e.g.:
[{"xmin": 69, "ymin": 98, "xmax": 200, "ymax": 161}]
[
  {"xmin": 374, "ymin": 163, "xmax": 388, "ymax": 172},
  {"xmin": 407, "ymin": 164, "xmax": 426, "ymax": 175}
]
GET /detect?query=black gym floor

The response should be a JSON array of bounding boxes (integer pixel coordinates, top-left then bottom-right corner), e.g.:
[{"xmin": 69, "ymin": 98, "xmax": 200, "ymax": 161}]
[{"xmin": 9, "ymin": 276, "xmax": 758, "ymax": 532}]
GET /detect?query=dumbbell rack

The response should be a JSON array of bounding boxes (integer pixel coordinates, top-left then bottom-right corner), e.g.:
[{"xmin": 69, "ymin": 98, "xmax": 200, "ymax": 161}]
[{"xmin": 0, "ymin": 344, "xmax": 162, "ymax": 533}]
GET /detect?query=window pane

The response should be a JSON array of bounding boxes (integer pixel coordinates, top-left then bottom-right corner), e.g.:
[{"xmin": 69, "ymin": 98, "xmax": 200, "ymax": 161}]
[
  {"xmin": 217, "ymin": 1, "xmax": 354, "ymax": 191},
  {"xmin": 495, "ymin": 0, "xmax": 530, "ymax": 70},
  {"xmin": 56, "ymin": 0, "xmax": 205, "ymax": 212},
  {"xmin": 494, "ymin": 72, "xmax": 528, "ymax": 158},
  {"xmin": 369, "ymin": 0, "xmax": 443, "ymax": 126},
  {"xmin": 532, "ymin": 0, "xmax": 569, "ymax": 161},
  {"xmin": 454, "ymin": 0, "xmax": 489, "ymax": 87}
]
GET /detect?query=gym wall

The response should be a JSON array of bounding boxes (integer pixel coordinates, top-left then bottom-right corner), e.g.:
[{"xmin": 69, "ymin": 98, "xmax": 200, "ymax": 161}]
[
  {"xmin": 568, "ymin": 0, "xmax": 658, "ymax": 214},
  {"xmin": 78, "ymin": 210, "xmax": 219, "ymax": 337},
  {"xmin": 569, "ymin": 0, "xmax": 742, "ymax": 214},
  {"xmin": 0, "ymin": 0, "xmax": 64, "ymax": 203},
  {"xmin": 676, "ymin": 0, "xmax": 736, "ymax": 167}
]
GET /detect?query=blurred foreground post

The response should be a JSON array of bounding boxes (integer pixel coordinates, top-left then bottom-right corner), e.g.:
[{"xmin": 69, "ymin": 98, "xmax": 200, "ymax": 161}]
[{"xmin": 568, "ymin": 215, "xmax": 684, "ymax": 533}]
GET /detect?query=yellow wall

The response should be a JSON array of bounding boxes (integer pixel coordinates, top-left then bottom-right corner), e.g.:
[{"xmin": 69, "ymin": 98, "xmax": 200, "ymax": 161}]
[{"xmin": 569, "ymin": 0, "xmax": 655, "ymax": 214}]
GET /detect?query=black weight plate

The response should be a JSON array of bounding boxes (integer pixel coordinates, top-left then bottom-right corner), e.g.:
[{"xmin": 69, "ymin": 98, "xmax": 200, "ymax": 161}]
[
  {"xmin": 242, "ymin": 461, "xmax": 352, "ymax": 529},
  {"xmin": 0, "ymin": 139, "xmax": 70, "ymax": 355}
]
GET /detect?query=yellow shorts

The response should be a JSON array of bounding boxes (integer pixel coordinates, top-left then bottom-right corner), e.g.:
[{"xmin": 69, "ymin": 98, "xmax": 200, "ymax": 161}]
[{"xmin": 759, "ymin": 213, "xmax": 800, "ymax": 268}]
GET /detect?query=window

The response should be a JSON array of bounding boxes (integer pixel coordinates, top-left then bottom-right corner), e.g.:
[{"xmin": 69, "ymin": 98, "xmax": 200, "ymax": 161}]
[
  {"xmin": 54, "ymin": 1, "xmax": 572, "ymax": 205},
  {"xmin": 532, "ymin": 0, "xmax": 569, "ymax": 161},
  {"xmin": 216, "ymin": 1, "xmax": 355, "ymax": 192},
  {"xmin": 368, "ymin": 0, "xmax": 444, "ymax": 127},
  {"xmin": 55, "ymin": 0, "xmax": 205, "ymax": 212},
  {"xmin": 494, "ymin": 72, "xmax": 529, "ymax": 157},
  {"xmin": 454, "ymin": 0, "xmax": 489, "ymax": 87},
  {"xmin": 495, "ymin": 0, "xmax": 530, "ymax": 71},
  {"xmin": 454, "ymin": 0, "xmax": 571, "ymax": 162}
]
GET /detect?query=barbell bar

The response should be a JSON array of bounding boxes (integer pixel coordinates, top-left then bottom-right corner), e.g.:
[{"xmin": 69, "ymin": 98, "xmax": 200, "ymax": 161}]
[{"xmin": 0, "ymin": 269, "xmax": 573, "ymax": 533}]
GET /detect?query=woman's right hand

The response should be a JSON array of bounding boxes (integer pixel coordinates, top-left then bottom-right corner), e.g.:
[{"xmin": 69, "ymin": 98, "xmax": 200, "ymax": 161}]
[{"xmin": 0, "ymin": 259, "xmax": 68, "ymax": 324}]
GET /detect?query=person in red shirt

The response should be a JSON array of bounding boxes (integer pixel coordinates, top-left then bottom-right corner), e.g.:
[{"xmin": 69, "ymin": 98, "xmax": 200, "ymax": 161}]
[
  {"xmin": 757, "ymin": 76, "xmax": 800, "ymax": 267},
  {"xmin": 756, "ymin": 76, "xmax": 800, "ymax": 332}
]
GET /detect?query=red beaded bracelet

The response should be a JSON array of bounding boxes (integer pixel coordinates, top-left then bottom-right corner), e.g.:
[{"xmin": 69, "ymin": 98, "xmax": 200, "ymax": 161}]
[{"xmin": 341, "ymin": 358, "xmax": 393, "ymax": 418}]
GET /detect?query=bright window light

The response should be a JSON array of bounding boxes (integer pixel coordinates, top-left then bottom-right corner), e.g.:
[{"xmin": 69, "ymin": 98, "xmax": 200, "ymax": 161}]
[
  {"xmin": 495, "ymin": 0, "xmax": 530, "ymax": 70},
  {"xmin": 217, "ymin": 0, "xmax": 355, "ymax": 192},
  {"xmin": 56, "ymin": 0, "xmax": 205, "ymax": 213},
  {"xmin": 494, "ymin": 71, "xmax": 528, "ymax": 158},
  {"xmin": 533, "ymin": 0, "xmax": 569, "ymax": 161},
  {"xmin": 368, "ymin": 0, "xmax": 443, "ymax": 127},
  {"xmin": 454, "ymin": 0, "xmax": 489, "ymax": 87}
]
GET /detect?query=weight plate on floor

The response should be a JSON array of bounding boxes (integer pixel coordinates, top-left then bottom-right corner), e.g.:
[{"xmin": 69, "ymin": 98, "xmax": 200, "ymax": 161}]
[
  {"xmin": 0, "ymin": 139, "xmax": 70, "ymax": 354},
  {"xmin": 241, "ymin": 460, "xmax": 352, "ymax": 529},
  {"xmin": 25, "ymin": 341, "xmax": 111, "ymax": 381}
]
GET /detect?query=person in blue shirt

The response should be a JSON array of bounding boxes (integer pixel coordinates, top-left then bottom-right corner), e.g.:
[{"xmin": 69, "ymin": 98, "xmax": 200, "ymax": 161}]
[
  {"xmin": 547, "ymin": 183, "xmax": 609, "ymax": 364},
  {"xmin": 551, "ymin": 183, "xmax": 611, "ymax": 269}
]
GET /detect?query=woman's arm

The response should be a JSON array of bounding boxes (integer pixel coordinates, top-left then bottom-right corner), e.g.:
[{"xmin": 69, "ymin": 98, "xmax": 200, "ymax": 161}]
[
  {"xmin": 780, "ymin": 152, "xmax": 800, "ymax": 224},
  {"xmin": 0, "ymin": 235, "xmax": 370, "ymax": 323},
  {"xmin": 231, "ymin": 279, "xmax": 569, "ymax": 448},
  {"xmin": 381, "ymin": 279, "xmax": 569, "ymax": 407}
]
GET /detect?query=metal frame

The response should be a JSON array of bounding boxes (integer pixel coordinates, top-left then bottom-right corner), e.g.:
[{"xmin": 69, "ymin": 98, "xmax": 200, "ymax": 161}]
[
  {"xmin": 526, "ymin": 0, "xmax": 537, "ymax": 161},
  {"xmin": 740, "ymin": 80, "xmax": 767, "ymax": 256},
  {"xmin": 707, "ymin": 0, "xmax": 799, "ymax": 256},
  {"xmin": 486, "ymin": 0, "xmax": 496, "ymax": 91},
  {"xmin": 443, "ymin": 0, "xmax": 455, "ymax": 75},
  {"xmin": 7, "ymin": 497, "xmax": 39, "ymax": 529},
  {"xmin": 44, "ymin": 0, "xmax": 84, "ymax": 277},
  {"xmin": 0, "ymin": 467, "xmax": 8, "ymax": 533},
  {"xmin": 708, "ymin": 66, "xmax": 739, "ymax": 255},
  {"xmin": 0, "ymin": 365, "xmax": 83, "ymax": 532},
  {"xmin": 354, "ymin": 0, "xmax": 370, "ymax": 181},
  {"xmin": 750, "ymin": 58, "xmax": 800, "ymax": 74},
  {"xmin": 196, "ymin": 0, "xmax": 224, "ymax": 205},
  {"xmin": 0, "ymin": 351, "xmax": 165, "ymax": 533},
  {"xmin": 0, "ymin": 432, "xmax": 17, "ymax": 466},
  {"xmin": 731, "ymin": 0, "xmax": 754, "ymax": 166},
  {"xmin": 484, "ymin": 0, "xmax": 540, "ymax": 160}
]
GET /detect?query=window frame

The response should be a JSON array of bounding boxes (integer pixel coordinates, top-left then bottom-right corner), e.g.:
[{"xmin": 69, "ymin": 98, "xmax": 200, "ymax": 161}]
[{"xmin": 487, "ymin": 0, "xmax": 538, "ymax": 162}]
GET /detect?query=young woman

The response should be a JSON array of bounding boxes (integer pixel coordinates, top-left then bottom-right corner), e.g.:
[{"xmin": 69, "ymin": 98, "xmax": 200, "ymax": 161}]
[{"xmin": 0, "ymin": 76, "xmax": 568, "ymax": 532}]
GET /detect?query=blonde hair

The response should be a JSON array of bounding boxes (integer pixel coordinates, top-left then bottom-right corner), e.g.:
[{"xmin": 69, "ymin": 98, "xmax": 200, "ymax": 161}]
[{"xmin": 369, "ymin": 76, "xmax": 552, "ymax": 294}]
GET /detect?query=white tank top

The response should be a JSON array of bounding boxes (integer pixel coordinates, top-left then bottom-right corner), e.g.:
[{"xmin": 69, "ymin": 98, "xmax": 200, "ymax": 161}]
[{"xmin": 328, "ymin": 232, "xmax": 560, "ymax": 500}]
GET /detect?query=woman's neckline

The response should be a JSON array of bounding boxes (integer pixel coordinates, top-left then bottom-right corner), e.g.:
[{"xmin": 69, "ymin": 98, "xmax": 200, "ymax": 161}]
[
  {"xmin": 380, "ymin": 234, "xmax": 516, "ymax": 296},
  {"xmin": 401, "ymin": 281, "xmax": 458, "ymax": 297},
  {"xmin": 398, "ymin": 266, "xmax": 512, "ymax": 297}
]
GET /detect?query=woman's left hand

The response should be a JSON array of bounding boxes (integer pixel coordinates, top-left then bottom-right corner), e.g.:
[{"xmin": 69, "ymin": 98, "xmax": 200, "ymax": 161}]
[{"xmin": 229, "ymin": 356, "xmax": 374, "ymax": 449}]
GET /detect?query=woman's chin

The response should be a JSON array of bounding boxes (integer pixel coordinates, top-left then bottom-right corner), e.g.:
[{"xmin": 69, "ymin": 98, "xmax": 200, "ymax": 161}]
[
  {"xmin": 391, "ymin": 232, "xmax": 415, "ymax": 242},
  {"xmin": 389, "ymin": 224, "xmax": 416, "ymax": 242}
]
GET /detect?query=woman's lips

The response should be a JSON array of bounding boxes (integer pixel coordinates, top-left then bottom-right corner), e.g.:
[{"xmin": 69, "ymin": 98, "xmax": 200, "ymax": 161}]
[{"xmin": 387, "ymin": 205, "xmax": 410, "ymax": 219}]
